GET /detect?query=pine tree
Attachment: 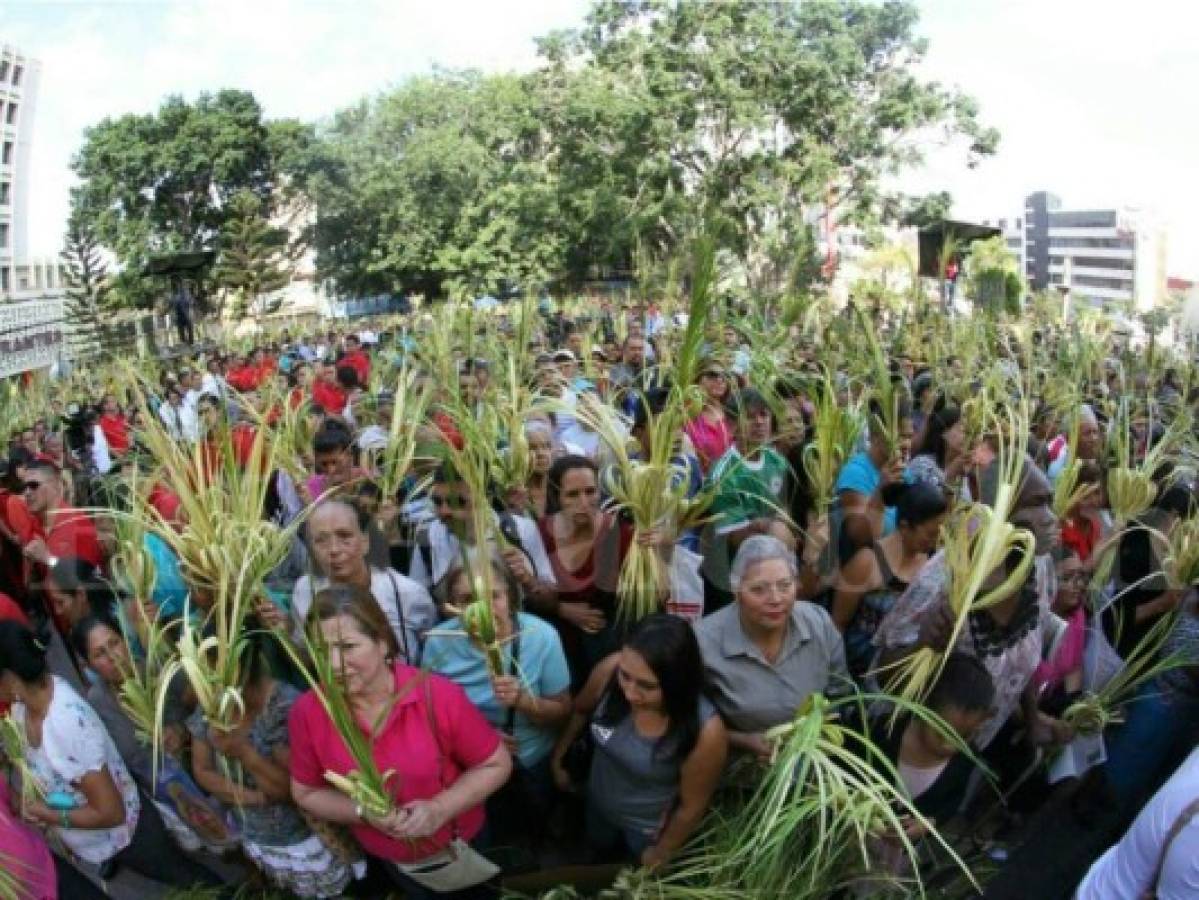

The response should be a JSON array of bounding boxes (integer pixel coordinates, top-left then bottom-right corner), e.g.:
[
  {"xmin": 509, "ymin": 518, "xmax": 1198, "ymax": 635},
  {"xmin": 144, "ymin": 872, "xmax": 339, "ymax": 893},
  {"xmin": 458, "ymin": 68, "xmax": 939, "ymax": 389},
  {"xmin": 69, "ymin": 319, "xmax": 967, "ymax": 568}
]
[
  {"xmin": 212, "ymin": 190, "xmax": 293, "ymax": 322},
  {"xmin": 60, "ymin": 211, "xmax": 109, "ymax": 360}
]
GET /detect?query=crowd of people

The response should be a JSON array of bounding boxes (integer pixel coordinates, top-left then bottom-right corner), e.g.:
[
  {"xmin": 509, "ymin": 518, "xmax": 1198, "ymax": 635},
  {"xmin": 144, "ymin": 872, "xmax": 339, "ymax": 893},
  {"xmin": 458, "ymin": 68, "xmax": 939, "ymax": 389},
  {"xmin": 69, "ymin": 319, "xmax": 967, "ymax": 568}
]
[{"xmin": 0, "ymin": 297, "xmax": 1197, "ymax": 899}]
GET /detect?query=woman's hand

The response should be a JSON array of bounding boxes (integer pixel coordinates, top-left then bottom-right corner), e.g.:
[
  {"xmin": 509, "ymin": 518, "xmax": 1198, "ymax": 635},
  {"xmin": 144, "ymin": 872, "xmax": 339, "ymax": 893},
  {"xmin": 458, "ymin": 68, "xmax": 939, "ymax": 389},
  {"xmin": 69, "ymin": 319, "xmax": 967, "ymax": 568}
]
[
  {"xmin": 209, "ymin": 728, "xmax": 252, "ymax": 762},
  {"xmin": 501, "ymin": 548, "xmax": 535, "ymax": 588},
  {"xmin": 491, "ymin": 676, "xmax": 523, "ymax": 709},
  {"xmin": 254, "ymin": 597, "xmax": 288, "ymax": 632},
  {"xmin": 1028, "ymin": 713, "xmax": 1074, "ymax": 747},
  {"xmin": 802, "ymin": 515, "xmax": 830, "ymax": 567},
  {"xmin": 162, "ymin": 724, "xmax": 186, "ymax": 757},
  {"xmin": 559, "ymin": 602, "xmax": 605, "ymax": 634},
  {"xmin": 392, "ymin": 798, "xmax": 451, "ymax": 840},
  {"xmin": 641, "ymin": 844, "xmax": 670, "ymax": 870},
  {"xmin": 917, "ymin": 604, "xmax": 956, "ymax": 654},
  {"xmin": 20, "ymin": 800, "xmax": 55, "ymax": 826}
]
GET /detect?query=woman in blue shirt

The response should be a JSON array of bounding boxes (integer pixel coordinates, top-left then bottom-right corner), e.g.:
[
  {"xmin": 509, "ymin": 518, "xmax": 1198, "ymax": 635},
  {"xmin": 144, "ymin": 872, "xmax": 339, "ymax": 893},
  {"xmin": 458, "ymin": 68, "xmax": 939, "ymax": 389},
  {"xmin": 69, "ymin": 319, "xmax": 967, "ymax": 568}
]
[{"xmin": 423, "ymin": 560, "xmax": 572, "ymax": 846}]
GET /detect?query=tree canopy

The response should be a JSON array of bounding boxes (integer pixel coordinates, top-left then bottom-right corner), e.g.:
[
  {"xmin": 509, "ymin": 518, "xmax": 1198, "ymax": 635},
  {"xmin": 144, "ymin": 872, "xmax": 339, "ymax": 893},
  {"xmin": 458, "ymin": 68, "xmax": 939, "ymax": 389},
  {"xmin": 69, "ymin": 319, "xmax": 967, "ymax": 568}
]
[{"xmin": 66, "ymin": 0, "xmax": 997, "ymax": 310}]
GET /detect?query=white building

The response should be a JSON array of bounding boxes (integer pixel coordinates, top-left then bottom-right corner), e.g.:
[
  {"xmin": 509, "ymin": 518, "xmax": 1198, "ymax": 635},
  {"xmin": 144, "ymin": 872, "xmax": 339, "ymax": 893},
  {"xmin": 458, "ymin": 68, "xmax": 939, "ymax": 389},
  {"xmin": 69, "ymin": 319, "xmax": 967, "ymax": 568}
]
[
  {"xmin": 0, "ymin": 43, "xmax": 40, "ymax": 300},
  {"xmin": 989, "ymin": 192, "xmax": 1167, "ymax": 313}
]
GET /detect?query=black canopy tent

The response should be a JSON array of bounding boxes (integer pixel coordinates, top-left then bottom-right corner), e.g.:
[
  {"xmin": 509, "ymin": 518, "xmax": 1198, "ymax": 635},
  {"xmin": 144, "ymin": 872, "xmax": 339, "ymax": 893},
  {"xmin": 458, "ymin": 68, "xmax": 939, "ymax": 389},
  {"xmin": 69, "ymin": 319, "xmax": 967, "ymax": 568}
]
[
  {"xmin": 142, "ymin": 250, "xmax": 215, "ymax": 277},
  {"xmin": 916, "ymin": 220, "xmax": 1001, "ymax": 278}
]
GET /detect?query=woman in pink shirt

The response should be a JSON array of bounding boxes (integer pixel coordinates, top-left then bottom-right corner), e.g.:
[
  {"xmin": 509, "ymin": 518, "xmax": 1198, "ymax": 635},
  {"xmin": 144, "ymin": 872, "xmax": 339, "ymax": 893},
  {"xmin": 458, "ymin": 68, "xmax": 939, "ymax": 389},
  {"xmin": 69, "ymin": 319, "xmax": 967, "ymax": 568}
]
[
  {"xmin": 683, "ymin": 361, "xmax": 733, "ymax": 474},
  {"xmin": 289, "ymin": 584, "xmax": 511, "ymax": 899}
]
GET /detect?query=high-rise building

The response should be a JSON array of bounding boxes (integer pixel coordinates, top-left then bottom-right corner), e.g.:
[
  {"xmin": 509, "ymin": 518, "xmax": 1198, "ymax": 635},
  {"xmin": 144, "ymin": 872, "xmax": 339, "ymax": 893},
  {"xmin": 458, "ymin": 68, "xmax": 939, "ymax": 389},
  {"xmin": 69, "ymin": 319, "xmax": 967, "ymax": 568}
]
[
  {"xmin": 988, "ymin": 192, "xmax": 1167, "ymax": 312},
  {"xmin": 0, "ymin": 43, "xmax": 41, "ymax": 299}
]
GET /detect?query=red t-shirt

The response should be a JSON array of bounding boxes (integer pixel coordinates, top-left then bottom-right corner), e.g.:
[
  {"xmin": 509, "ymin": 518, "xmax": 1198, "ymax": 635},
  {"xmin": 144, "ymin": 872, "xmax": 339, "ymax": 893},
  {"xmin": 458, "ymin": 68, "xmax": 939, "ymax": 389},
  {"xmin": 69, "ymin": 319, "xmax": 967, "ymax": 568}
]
[
  {"xmin": 288, "ymin": 664, "xmax": 500, "ymax": 863},
  {"xmin": 1062, "ymin": 515, "xmax": 1100, "ymax": 563},
  {"xmin": 313, "ymin": 380, "xmax": 348, "ymax": 416},
  {"xmin": 338, "ymin": 350, "xmax": 370, "ymax": 387},
  {"xmin": 225, "ymin": 365, "xmax": 259, "ymax": 393},
  {"xmin": 98, "ymin": 413, "xmax": 131, "ymax": 455},
  {"xmin": 20, "ymin": 505, "xmax": 104, "ymax": 569}
]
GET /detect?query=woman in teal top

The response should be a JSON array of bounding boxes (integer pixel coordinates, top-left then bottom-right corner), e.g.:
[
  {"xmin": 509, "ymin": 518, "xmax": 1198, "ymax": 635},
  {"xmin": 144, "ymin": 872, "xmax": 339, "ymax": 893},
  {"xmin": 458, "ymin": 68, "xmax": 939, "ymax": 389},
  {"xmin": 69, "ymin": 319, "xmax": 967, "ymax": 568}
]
[{"xmin": 422, "ymin": 560, "xmax": 572, "ymax": 845}]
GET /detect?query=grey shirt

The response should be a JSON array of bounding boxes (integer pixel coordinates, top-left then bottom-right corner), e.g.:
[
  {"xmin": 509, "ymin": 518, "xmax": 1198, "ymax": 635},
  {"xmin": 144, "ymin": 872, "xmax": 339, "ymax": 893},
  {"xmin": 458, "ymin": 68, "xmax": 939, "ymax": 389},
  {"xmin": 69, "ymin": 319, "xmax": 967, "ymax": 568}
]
[
  {"xmin": 588, "ymin": 695, "xmax": 719, "ymax": 838},
  {"xmin": 696, "ymin": 601, "xmax": 849, "ymax": 735}
]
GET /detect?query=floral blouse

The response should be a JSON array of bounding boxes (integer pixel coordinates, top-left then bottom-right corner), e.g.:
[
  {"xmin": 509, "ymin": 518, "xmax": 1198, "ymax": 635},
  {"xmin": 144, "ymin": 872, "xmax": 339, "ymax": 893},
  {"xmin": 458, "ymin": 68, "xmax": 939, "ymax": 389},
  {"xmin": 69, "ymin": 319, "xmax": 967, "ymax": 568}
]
[
  {"xmin": 873, "ymin": 551, "xmax": 1051, "ymax": 750},
  {"xmin": 15, "ymin": 676, "xmax": 140, "ymax": 864}
]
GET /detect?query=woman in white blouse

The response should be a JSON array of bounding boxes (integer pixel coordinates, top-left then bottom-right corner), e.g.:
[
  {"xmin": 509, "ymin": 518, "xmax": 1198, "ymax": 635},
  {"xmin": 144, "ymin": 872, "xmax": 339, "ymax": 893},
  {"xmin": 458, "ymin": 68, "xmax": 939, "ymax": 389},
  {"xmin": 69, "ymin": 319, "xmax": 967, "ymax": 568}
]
[{"xmin": 0, "ymin": 620, "xmax": 224, "ymax": 887}]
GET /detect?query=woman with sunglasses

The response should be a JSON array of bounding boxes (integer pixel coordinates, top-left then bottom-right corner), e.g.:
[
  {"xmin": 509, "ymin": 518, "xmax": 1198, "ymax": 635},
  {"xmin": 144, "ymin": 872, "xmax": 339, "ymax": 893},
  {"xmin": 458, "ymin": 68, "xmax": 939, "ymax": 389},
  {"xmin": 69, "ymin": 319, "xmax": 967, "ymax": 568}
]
[{"xmin": 683, "ymin": 359, "xmax": 733, "ymax": 474}]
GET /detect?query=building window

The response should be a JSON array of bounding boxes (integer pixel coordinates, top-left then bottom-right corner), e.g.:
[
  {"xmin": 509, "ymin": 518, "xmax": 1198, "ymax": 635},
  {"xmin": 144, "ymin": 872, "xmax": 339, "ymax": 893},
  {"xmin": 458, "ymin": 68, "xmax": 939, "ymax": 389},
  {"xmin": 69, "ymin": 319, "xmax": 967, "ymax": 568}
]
[
  {"xmin": 0, "ymin": 267, "xmax": 8, "ymax": 292},
  {"xmin": 0, "ymin": 62, "xmax": 8, "ymax": 82},
  {"xmin": 5, "ymin": 103, "xmax": 16, "ymax": 125},
  {"xmin": 12, "ymin": 66, "xmax": 22, "ymax": 87},
  {"xmin": 0, "ymin": 223, "xmax": 9, "ymax": 248},
  {"xmin": 0, "ymin": 182, "xmax": 9, "ymax": 204},
  {"xmin": 1, "ymin": 142, "xmax": 10, "ymax": 165}
]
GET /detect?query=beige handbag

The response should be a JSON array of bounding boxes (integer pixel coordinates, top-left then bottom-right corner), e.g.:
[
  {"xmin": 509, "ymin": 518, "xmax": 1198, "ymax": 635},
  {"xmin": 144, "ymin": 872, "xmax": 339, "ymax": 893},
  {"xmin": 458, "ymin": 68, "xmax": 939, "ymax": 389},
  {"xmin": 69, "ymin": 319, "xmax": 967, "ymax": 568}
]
[{"xmin": 393, "ymin": 679, "xmax": 500, "ymax": 893}]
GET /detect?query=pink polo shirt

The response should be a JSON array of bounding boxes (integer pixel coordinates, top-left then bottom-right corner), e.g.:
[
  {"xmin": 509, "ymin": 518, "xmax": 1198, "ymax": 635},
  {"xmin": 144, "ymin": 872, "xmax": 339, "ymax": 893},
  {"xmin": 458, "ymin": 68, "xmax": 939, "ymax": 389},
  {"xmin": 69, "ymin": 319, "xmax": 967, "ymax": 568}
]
[{"xmin": 289, "ymin": 663, "xmax": 500, "ymax": 862}]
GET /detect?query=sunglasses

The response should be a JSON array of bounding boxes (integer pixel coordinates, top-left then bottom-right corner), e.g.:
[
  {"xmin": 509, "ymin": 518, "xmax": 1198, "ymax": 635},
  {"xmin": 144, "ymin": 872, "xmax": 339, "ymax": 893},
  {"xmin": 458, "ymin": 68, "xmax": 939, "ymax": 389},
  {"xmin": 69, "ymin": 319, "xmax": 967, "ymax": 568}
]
[
  {"xmin": 701, "ymin": 370, "xmax": 727, "ymax": 379},
  {"xmin": 431, "ymin": 495, "xmax": 469, "ymax": 509},
  {"xmin": 22, "ymin": 480, "xmax": 47, "ymax": 492}
]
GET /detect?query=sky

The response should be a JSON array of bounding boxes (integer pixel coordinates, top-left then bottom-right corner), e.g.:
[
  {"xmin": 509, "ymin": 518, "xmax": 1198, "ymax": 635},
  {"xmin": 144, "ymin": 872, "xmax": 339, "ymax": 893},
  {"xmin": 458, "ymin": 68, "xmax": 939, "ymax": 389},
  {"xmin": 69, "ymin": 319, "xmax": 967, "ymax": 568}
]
[{"xmin": 1, "ymin": 0, "xmax": 1196, "ymax": 276}]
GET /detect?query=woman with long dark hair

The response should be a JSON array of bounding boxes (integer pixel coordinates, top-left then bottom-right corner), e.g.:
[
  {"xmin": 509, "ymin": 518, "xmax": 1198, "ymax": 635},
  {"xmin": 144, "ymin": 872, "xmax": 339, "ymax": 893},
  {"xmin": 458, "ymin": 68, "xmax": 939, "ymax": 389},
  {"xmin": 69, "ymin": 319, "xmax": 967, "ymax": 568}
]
[
  {"xmin": 551, "ymin": 614, "xmax": 727, "ymax": 867},
  {"xmin": 907, "ymin": 403, "xmax": 966, "ymax": 498},
  {"xmin": 536, "ymin": 454, "xmax": 632, "ymax": 686}
]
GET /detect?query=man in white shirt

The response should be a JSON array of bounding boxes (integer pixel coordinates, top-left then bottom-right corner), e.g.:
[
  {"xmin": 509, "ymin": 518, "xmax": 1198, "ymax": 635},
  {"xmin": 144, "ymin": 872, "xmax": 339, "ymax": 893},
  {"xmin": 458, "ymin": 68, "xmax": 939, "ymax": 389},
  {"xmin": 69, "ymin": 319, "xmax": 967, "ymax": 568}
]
[
  {"xmin": 408, "ymin": 470, "xmax": 557, "ymax": 605},
  {"xmin": 1076, "ymin": 746, "xmax": 1199, "ymax": 899}
]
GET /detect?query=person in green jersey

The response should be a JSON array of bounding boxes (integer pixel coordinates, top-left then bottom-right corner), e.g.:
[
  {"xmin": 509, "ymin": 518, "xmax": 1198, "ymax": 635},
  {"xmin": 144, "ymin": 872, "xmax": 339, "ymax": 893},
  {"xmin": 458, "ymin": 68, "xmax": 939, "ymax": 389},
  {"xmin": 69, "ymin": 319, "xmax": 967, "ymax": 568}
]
[{"xmin": 702, "ymin": 389, "xmax": 795, "ymax": 612}]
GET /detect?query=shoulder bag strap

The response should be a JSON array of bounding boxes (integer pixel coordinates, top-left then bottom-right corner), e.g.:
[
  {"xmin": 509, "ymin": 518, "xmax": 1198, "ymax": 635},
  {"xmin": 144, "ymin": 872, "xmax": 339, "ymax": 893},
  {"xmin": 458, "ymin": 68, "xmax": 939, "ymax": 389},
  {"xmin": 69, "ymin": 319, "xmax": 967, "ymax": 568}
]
[
  {"xmin": 384, "ymin": 569, "xmax": 412, "ymax": 664},
  {"xmin": 422, "ymin": 675, "xmax": 459, "ymax": 840},
  {"xmin": 1146, "ymin": 797, "xmax": 1199, "ymax": 898}
]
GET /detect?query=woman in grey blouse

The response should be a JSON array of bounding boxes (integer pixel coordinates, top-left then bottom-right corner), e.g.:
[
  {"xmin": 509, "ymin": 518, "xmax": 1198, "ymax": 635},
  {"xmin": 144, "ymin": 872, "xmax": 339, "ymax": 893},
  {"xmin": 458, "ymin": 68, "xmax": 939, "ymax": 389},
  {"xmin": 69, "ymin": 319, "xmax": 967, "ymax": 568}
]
[
  {"xmin": 552, "ymin": 614, "xmax": 727, "ymax": 868},
  {"xmin": 695, "ymin": 535, "xmax": 849, "ymax": 762}
]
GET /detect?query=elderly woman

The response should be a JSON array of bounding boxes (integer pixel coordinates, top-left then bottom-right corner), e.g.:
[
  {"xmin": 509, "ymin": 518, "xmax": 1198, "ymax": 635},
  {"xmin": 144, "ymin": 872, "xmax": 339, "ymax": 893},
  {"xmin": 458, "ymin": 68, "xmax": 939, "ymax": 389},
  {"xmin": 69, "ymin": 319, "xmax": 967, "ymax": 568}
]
[
  {"xmin": 291, "ymin": 497, "xmax": 436, "ymax": 666},
  {"xmin": 289, "ymin": 585, "xmax": 512, "ymax": 899},
  {"xmin": 502, "ymin": 420, "xmax": 556, "ymax": 519},
  {"xmin": 695, "ymin": 535, "xmax": 848, "ymax": 762}
]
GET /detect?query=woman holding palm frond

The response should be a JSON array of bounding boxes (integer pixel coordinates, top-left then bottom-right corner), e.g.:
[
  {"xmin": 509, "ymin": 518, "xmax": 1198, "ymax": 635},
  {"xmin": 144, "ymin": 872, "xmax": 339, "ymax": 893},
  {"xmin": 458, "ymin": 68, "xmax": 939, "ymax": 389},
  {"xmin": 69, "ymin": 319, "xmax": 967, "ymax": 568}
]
[
  {"xmin": 536, "ymin": 455, "xmax": 632, "ymax": 688},
  {"xmin": 424, "ymin": 561, "xmax": 571, "ymax": 847},
  {"xmin": 189, "ymin": 634, "xmax": 356, "ymax": 897},
  {"xmin": 0, "ymin": 621, "xmax": 225, "ymax": 890},
  {"xmin": 289, "ymin": 585, "xmax": 511, "ymax": 900},
  {"xmin": 682, "ymin": 358, "xmax": 733, "ymax": 474}
]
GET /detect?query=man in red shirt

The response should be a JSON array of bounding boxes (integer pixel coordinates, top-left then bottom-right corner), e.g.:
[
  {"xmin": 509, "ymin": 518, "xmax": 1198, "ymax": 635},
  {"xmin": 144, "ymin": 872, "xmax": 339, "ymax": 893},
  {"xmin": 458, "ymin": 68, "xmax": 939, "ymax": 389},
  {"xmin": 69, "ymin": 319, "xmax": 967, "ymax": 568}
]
[
  {"xmin": 338, "ymin": 334, "xmax": 371, "ymax": 386},
  {"xmin": 312, "ymin": 362, "xmax": 348, "ymax": 415},
  {"xmin": 97, "ymin": 395, "xmax": 131, "ymax": 456},
  {"xmin": 17, "ymin": 460, "xmax": 105, "ymax": 572}
]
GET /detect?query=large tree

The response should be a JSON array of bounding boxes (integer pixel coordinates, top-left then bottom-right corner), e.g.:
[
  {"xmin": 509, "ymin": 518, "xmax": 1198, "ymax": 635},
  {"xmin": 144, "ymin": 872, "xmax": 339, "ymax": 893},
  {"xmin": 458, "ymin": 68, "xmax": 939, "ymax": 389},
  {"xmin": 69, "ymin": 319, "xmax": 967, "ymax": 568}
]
[
  {"xmin": 69, "ymin": 90, "xmax": 315, "ymax": 310},
  {"xmin": 311, "ymin": 72, "xmax": 563, "ymax": 299},
  {"xmin": 536, "ymin": 0, "xmax": 997, "ymax": 281},
  {"xmin": 211, "ymin": 190, "xmax": 293, "ymax": 321}
]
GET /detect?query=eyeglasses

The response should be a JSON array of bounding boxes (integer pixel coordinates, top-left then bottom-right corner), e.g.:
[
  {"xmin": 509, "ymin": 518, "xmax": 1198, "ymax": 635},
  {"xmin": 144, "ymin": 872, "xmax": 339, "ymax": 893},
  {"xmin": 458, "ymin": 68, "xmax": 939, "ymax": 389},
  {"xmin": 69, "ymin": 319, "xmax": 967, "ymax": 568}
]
[
  {"xmin": 431, "ymin": 494, "xmax": 469, "ymax": 509},
  {"xmin": 701, "ymin": 371, "xmax": 726, "ymax": 379},
  {"xmin": 22, "ymin": 480, "xmax": 47, "ymax": 493},
  {"xmin": 742, "ymin": 577, "xmax": 797, "ymax": 599}
]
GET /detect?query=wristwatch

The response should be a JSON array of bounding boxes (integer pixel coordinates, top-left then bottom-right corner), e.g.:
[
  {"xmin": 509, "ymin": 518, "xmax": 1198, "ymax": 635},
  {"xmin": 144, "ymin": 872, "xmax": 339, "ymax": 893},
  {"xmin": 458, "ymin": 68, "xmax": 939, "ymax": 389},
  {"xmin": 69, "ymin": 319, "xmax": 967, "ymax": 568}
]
[{"xmin": 47, "ymin": 555, "xmax": 59, "ymax": 569}]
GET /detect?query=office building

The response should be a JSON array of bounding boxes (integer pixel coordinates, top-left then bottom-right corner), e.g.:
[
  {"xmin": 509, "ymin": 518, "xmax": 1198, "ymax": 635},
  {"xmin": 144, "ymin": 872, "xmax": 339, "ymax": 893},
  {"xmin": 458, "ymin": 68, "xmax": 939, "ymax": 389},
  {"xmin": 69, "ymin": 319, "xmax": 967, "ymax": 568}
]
[{"xmin": 990, "ymin": 192, "xmax": 1167, "ymax": 312}]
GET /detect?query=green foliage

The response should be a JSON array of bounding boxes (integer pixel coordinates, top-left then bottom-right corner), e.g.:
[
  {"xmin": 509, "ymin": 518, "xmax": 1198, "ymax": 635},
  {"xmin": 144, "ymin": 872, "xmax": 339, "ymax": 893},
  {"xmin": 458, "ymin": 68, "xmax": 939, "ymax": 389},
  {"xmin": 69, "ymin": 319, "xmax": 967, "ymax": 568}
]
[
  {"xmin": 966, "ymin": 236, "xmax": 1022, "ymax": 313},
  {"xmin": 69, "ymin": 90, "xmax": 314, "ymax": 312},
  {"xmin": 211, "ymin": 190, "xmax": 293, "ymax": 320},
  {"xmin": 60, "ymin": 203, "xmax": 109, "ymax": 359},
  {"xmin": 307, "ymin": 0, "xmax": 994, "ymax": 298}
]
